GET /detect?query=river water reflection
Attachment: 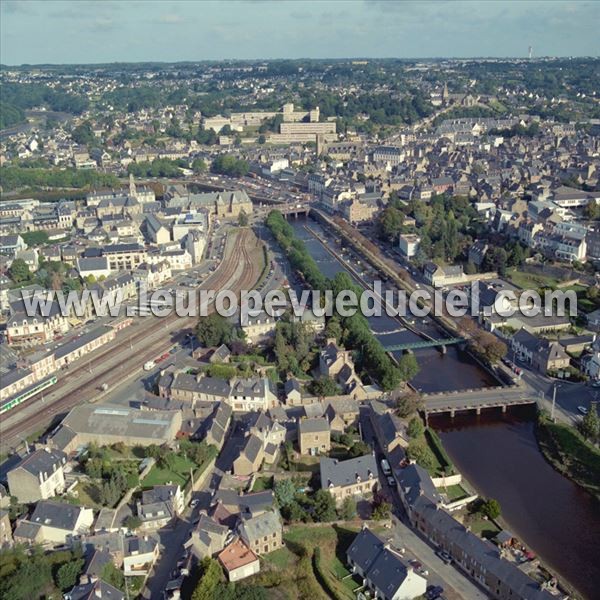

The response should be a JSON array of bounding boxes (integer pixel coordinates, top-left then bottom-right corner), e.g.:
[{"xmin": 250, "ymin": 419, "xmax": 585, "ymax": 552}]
[{"xmin": 432, "ymin": 407, "xmax": 600, "ymax": 600}]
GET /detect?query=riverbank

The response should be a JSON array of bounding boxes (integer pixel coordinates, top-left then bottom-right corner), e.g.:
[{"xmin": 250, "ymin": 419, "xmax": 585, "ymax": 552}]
[{"xmin": 535, "ymin": 411, "xmax": 600, "ymax": 501}]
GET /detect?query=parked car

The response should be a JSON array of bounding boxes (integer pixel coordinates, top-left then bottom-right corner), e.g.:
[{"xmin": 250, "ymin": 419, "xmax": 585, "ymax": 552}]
[
  {"xmin": 577, "ymin": 406, "xmax": 588, "ymax": 415},
  {"xmin": 435, "ymin": 550, "xmax": 453, "ymax": 564},
  {"xmin": 426, "ymin": 585, "xmax": 444, "ymax": 599},
  {"xmin": 189, "ymin": 498, "xmax": 199, "ymax": 508},
  {"xmin": 387, "ymin": 476, "xmax": 396, "ymax": 487}
]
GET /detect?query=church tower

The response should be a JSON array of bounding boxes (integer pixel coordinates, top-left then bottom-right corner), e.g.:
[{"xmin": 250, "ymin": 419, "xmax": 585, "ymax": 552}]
[{"xmin": 129, "ymin": 173, "xmax": 137, "ymax": 198}]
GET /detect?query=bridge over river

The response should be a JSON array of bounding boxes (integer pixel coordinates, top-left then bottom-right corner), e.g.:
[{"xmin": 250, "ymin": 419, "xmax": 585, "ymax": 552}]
[{"xmin": 422, "ymin": 385, "xmax": 540, "ymax": 421}]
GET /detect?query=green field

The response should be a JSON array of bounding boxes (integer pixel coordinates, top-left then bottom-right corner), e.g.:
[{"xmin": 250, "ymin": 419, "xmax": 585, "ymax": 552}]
[
  {"xmin": 506, "ymin": 268, "xmax": 559, "ymax": 290},
  {"xmin": 143, "ymin": 454, "xmax": 197, "ymax": 488}
]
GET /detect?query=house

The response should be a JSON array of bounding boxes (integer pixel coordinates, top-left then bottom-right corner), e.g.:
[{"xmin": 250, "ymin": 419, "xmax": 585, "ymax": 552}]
[
  {"xmin": 228, "ymin": 377, "xmax": 278, "ymax": 412},
  {"xmin": 319, "ymin": 339, "xmax": 367, "ymax": 398},
  {"xmin": 123, "ymin": 535, "xmax": 159, "ymax": 576},
  {"xmin": 188, "ymin": 514, "xmax": 229, "ymax": 560},
  {"xmin": 320, "ymin": 454, "xmax": 378, "ymax": 506},
  {"xmin": 218, "ymin": 538, "xmax": 260, "ymax": 582},
  {"xmin": 298, "ymin": 417, "xmax": 331, "ymax": 455},
  {"xmin": 468, "ymin": 240, "xmax": 489, "ymax": 267},
  {"xmin": 67, "ymin": 580, "xmax": 124, "ymax": 600},
  {"xmin": 369, "ymin": 408, "xmax": 410, "ymax": 455},
  {"xmin": 347, "ymin": 526, "xmax": 427, "ymax": 600},
  {"xmin": 284, "ymin": 377, "xmax": 304, "ymax": 405},
  {"xmin": 232, "ymin": 434, "xmax": 264, "ymax": 476},
  {"xmin": 0, "ymin": 510, "xmax": 13, "ymax": 548},
  {"xmin": 7, "ymin": 447, "xmax": 67, "ymax": 503},
  {"xmin": 77, "ymin": 256, "xmax": 111, "ymax": 280},
  {"xmin": 203, "ymin": 402, "xmax": 233, "ymax": 450},
  {"xmin": 325, "ymin": 398, "xmax": 359, "ymax": 432},
  {"xmin": 423, "ymin": 263, "xmax": 464, "ymax": 287},
  {"xmin": 240, "ymin": 310, "xmax": 278, "ymax": 344},
  {"xmin": 136, "ymin": 484, "xmax": 184, "ymax": 530},
  {"xmin": 398, "ymin": 234, "xmax": 420, "ymax": 259},
  {"xmin": 396, "ymin": 464, "xmax": 554, "ymax": 600},
  {"xmin": 238, "ymin": 509, "xmax": 283, "ymax": 555},
  {"xmin": 212, "ymin": 490, "xmax": 274, "ymax": 523},
  {"xmin": 510, "ymin": 324, "xmax": 574, "ymax": 370},
  {"xmin": 14, "ymin": 500, "xmax": 94, "ymax": 546}
]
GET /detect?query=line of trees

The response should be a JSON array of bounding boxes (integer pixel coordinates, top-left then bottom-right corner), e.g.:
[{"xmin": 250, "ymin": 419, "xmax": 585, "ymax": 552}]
[
  {"xmin": 267, "ymin": 210, "xmax": 416, "ymax": 390},
  {"xmin": 0, "ymin": 165, "xmax": 119, "ymax": 192}
]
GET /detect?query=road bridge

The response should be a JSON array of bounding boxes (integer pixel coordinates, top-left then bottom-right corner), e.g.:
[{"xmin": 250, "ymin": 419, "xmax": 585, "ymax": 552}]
[{"xmin": 421, "ymin": 386, "xmax": 539, "ymax": 421}]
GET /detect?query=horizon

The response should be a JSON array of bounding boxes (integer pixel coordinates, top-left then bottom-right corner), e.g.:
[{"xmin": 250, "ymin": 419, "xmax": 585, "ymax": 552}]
[{"xmin": 1, "ymin": 0, "xmax": 599, "ymax": 65}]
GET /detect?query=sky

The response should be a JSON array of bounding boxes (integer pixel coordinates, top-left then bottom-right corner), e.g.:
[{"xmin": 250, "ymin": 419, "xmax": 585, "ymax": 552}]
[{"xmin": 1, "ymin": 0, "xmax": 599, "ymax": 65}]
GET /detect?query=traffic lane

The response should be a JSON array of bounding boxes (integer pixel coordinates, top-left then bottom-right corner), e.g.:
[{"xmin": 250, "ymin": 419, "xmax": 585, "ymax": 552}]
[
  {"xmin": 389, "ymin": 518, "xmax": 488, "ymax": 600},
  {"xmin": 142, "ymin": 516, "xmax": 193, "ymax": 600}
]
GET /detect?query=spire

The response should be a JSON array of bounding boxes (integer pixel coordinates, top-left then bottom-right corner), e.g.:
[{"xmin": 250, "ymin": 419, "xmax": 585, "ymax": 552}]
[{"xmin": 129, "ymin": 173, "xmax": 136, "ymax": 198}]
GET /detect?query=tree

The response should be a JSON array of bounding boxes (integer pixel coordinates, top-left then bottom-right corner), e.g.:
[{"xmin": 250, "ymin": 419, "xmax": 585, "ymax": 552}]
[
  {"xmin": 196, "ymin": 313, "xmax": 235, "ymax": 347},
  {"xmin": 580, "ymin": 406, "xmax": 600, "ymax": 442},
  {"xmin": 100, "ymin": 562, "xmax": 125, "ymax": 591},
  {"xmin": 480, "ymin": 498, "xmax": 501, "ymax": 520},
  {"xmin": 406, "ymin": 438, "xmax": 437, "ymax": 471},
  {"xmin": 377, "ymin": 207, "xmax": 404, "ymax": 242},
  {"xmin": 371, "ymin": 493, "xmax": 391, "ymax": 520},
  {"xmin": 258, "ymin": 134, "xmax": 266, "ymax": 144},
  {"xmin": 398, "ymin": 353, "xmax": 419, "ymax": 382},
  {"xmin": 339, "ymin": 497, "xmax": 357, "ymax": 520},
  {"xmin": 192, "ymin": 557, "xmax": 223, "ymax": 600},
  {"xmin": 8, "ymin": 258, "xmax": 31, "ymax": 283},
  {"xmin": 313, "ymin": 489, "xmax": 337, "ymax": 522},
  {"xmin": 192, "ymin": 158, "xmax": 207, "ymax": 174},
  {"xmin": 124, "ymin": 515, "xmax": 142, "ymax": 531},
  {"xmin": 274, "ymin": 479, "xmax": 296, "ymax": 508},
  {"xmin": 238, "ymin": 210, "xmax": 249, "ymax": 227},
  {"xmin": 55, "ymin": 558, "xmax": 85, "ymax": 591},
  {"xmin": 349, "ymin": 440, "xmax": 371, "ymax": 458},
  {"xmin": 407, "ymin": 416, "xmax": 425, "ymax": 439},
  {"xmin": 395, "ymin": 391, "xmax": 423, "ymax": 418},
  {"xmin": 308, "ymin": 376, "xmax": 340, "ymax": 398}
]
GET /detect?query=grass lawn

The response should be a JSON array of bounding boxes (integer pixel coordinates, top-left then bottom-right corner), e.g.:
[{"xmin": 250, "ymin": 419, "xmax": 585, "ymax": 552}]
[
  {"xmin": 466, "ymin": 514, "xmax": 501, "ymax": 540},
  {"xmin": 252, "ymin": 475, "xmax": 274, "ymax": 492},
  {"xmin": 443, "ymin": 484, "xmax": 469, "ymax": 501},
  {"xmin": 284, "ymin": 524, "xmax": 362, "ymax": 600},
  {"xmin": 143, "ymin": 454, "xmax": 196, "ymax": 488},
  {"xmin": 264, "ymin": 546, "xmax": 295, "ymax": 569},
  {"xmin": 506, "ymin": 268, "xmax": 559, "ymax": 290},
  {"xmin": 536, "ymin": 415, "xmax": 600, "ymax": 499},
  {"xmin": 72, "ymin": 481, "xmax": 103, "ymax": 508}
]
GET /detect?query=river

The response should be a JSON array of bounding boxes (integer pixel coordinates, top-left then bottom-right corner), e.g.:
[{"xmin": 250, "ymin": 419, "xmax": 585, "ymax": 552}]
[
  {"xmin": 432, "ymin": 408, "xmax": 600, "ymax": 600},
  {"xmin": 289, "ymin": 216, "xmax": 600, "ymax": 599},
  {"xmin": 291, "ymin": 218, "xmax": 496, "ymax": 393}
]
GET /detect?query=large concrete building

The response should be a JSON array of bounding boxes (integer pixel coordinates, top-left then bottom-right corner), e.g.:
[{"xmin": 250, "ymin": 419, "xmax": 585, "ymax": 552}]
[{"xmin": 50, "ymin": 404, "xmax": 182, "ymax": 452}]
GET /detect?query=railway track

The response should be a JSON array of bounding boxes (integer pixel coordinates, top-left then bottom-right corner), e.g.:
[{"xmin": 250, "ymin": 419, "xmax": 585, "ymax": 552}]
[{"xmin": 0, "ymin": 229, "xmax": 264, "ymax": 450}]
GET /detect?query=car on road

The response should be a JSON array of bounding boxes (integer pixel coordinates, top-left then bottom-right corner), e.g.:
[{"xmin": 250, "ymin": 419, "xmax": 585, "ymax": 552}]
[
  {"xmin": 387, "ymin": 476, "xmax": 395, "ymax": 487},
  {"xmin": 426, "ymin": 585, "xmax": 444, "ymax": 599},
  {"xmin": 578, "ymin": 406, "xmax": 588, "ymax": 415},
  {"xmin": 435, "ymin": 549, "xmax": 453, "ymax": 564},
  {"xmin": 409, "ymin": 560, "xmax": 429, "ymax": 576},
  {"xmin": 189, "ymin": 498, "xmax": 199, "ymax": 508}
]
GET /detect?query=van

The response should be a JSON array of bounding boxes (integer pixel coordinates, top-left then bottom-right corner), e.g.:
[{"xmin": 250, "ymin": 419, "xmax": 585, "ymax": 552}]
[{"xmin": 381, "ymin": 459, "xmax": 391, "ymax": 475}]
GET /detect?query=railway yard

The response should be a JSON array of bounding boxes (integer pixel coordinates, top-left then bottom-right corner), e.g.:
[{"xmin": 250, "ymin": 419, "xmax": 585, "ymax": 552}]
[{"xmin": 0, "ymin": 227, "xmax": 266, "ymax": 454}]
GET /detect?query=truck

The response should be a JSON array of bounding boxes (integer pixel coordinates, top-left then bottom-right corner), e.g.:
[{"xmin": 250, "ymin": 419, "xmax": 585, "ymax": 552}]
[
  {"xmin": 381, "ymin": 459, "xmax": 391, "ymax": 476},
  {"xmin": 143, "ymin": 360, "xmax": 156, "ymax": 371}
]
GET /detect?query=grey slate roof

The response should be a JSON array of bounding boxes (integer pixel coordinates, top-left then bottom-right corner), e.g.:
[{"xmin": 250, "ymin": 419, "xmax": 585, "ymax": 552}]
[
  {"xmin": 239, "ymin": 509, "xmax": 282, "ymax": 543},
  {"xmin": 30, "ymin": 500, "xmax": 85, "ymax": 531},
  {"xmin": 320, "ymin": 454, "xmax": 377, "ymax": 488},
  {"xmin": 11, "ymin": 448, "xmax": 66, "ymax": 478},
  {"xmin": 69, "ymin": 580, "xmax": 124, "ymax": 600}
]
